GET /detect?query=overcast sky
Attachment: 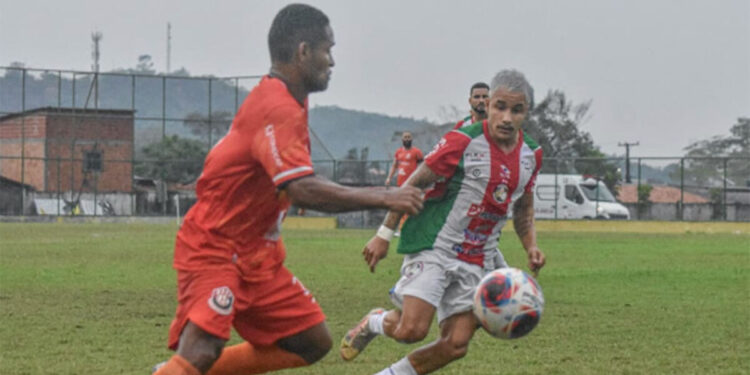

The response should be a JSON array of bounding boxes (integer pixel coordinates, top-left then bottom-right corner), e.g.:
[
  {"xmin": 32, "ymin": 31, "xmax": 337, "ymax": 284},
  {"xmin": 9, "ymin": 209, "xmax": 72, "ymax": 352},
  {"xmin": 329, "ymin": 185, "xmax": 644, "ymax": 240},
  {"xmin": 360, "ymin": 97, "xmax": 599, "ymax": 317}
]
[{"xmin": 1, "ymin": 0, "xmax": 748, "ymax": 157}]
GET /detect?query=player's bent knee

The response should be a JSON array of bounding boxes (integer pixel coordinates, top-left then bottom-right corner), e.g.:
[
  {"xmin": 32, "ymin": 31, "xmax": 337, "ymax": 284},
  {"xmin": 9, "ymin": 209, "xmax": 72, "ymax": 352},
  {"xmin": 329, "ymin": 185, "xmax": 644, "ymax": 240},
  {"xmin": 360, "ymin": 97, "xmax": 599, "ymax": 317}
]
[
  {"xmin": 393, "ymin": 323, "xmax": 429, "ymax": 343},
  {"xmin": 177, "ymin": 322, "xmax": 226, "ymax": 371},
  {"xmin": 301, "ymin": 332, "xmax": 332, "ymax": 364},
  {"xmin": 277, "ymin": 322, "xmax": 332, "ymax": 365}
]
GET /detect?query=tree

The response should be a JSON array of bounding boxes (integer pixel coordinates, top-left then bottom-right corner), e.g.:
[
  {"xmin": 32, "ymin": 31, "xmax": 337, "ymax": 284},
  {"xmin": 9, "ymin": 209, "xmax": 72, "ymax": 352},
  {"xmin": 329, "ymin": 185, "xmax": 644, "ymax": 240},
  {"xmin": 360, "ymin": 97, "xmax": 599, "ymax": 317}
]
[
  {"xmin": 637, "ymin": 184, "xmax": 653, "ymax": 218},
  {"xmin": 677, "ymin": 117, "xmax": 750, "ymax": 186},
  {"xmin": 135, "ymin": 135, "xmax": 207, "ymax": 184},
  {"xmin": 183, "ymin": 111, "xmax": 233, "ymax": 144},
  {"xmin": 524, "ymin": 90, "xmax": 621, "ymax": 192},
  {"xmin": 524, "ymin": 90, "xmax": 594, "ymax": 159},
  {"xmin": 135, "ymin": 55, "xmax": 156, "ymax": 74}
]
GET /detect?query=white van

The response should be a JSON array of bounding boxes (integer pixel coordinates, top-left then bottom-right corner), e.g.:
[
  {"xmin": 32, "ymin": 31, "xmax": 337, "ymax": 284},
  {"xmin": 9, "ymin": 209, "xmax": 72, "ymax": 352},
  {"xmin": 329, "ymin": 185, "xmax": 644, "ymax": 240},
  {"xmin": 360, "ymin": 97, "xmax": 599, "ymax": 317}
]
[{"xmin": 532, "ymin": 174, "xmax": 630, "ymax": 220}]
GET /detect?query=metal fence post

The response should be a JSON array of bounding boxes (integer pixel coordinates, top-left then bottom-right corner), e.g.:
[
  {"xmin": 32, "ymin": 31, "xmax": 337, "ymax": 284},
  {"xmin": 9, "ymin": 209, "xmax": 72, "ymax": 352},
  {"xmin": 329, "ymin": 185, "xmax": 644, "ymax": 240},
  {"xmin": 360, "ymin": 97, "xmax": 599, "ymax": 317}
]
[
  {"xmin": 70, "ymin": 73, "xmax": 76, "ymax": 204},
  {"xmin": 723, "ymin": 158, "xmax": 728, "ymax": 221},
  {"xmin": 554, "ymin": 159, "xmax": 559, "ymax": 220},
  {"xmin": 333, "ymin": 159, "xmax": 338, "ymax": 183},
  {"xmin": 57, "ymin": 70, "xmax": 62, "ymax": 109},
  {"xmin": 162, "ymin": 76, "xmax": 167, "ymax": 140},
  {"xmin": 208, "ymin": 78, "xmax": 213, "ymax": 148},
  {"xmin": 679, "ymin": 158, "xmax": 684, "ymax": 221},
  {"xmin": 131, "ymin": 75, "xmax": 136, "ymax": 216},
  {"xmin": 234, "ymin": 78, "xmax": 239, "ymax": 114},
  {"xmin": 637, "ymin": 158, "xmax": 642, "ymax": 220},
  {"xmin": 57, "ymin": 157, "xmax": 61, "ymax": 215},
  {"xmin": 20, "ymin": 69, "xmax": 26, "ymax": 215}
]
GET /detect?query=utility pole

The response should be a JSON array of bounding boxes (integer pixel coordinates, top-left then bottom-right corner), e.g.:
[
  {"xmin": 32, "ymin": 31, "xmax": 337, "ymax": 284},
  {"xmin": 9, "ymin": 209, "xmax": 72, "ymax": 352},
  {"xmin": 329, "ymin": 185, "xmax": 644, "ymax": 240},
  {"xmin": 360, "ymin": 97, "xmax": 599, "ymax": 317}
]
[
  {"xmin": 618, "ymin": 141, "xmax": 639, "ymax": 183},
  {"xmin": 166, "ymin": 22, "xmax": 172, "ymax": 74},
  {"xmin": 91, "ymin": 31, "xmax": 102, "ymax": 108}
]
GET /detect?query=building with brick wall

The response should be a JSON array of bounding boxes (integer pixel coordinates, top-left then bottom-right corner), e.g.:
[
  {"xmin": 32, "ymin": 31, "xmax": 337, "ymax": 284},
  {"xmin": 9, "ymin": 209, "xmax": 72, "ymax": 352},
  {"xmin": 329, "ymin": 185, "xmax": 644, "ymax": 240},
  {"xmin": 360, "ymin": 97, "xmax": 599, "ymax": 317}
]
[{"xmin": 0, "ymin": 107, "xmax": 134, "ymax": 193}]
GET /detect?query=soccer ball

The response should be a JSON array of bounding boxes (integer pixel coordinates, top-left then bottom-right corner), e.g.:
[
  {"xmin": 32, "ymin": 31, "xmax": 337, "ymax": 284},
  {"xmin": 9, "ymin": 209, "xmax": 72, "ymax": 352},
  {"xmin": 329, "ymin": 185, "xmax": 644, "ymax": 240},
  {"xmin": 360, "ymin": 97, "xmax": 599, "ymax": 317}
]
[{"xmin": 473, "ymin": 267, "xmax": 544, "ymax": 339}]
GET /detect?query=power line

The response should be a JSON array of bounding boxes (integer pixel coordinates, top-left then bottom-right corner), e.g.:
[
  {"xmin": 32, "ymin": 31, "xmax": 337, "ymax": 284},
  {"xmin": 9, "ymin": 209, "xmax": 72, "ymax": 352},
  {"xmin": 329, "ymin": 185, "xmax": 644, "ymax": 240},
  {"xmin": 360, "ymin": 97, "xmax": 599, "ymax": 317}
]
[{"xmin": 618, "ymin": 141, "xmax": 639, "ymax": 183}]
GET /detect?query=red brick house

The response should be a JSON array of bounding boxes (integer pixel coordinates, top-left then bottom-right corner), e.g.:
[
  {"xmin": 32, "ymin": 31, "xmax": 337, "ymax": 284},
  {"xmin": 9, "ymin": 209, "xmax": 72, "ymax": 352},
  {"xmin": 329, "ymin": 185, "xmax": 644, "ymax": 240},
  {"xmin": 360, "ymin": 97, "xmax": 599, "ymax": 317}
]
[
  {"xmin": 618, "ymin": 184, "xmax": 710, "ymax": 203},
  {"xmin": 0, "ymin": 107, "xmax": 134, "ymax": 193}
]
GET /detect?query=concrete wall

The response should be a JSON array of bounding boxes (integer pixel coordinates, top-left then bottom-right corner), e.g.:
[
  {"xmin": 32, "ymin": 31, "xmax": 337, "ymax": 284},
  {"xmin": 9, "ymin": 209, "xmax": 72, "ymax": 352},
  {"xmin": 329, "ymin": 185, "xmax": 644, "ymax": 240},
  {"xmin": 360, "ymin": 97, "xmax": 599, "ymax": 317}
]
[{"xmin": 625, "ymin": 202, "xmax": 750, "ymax": 221}]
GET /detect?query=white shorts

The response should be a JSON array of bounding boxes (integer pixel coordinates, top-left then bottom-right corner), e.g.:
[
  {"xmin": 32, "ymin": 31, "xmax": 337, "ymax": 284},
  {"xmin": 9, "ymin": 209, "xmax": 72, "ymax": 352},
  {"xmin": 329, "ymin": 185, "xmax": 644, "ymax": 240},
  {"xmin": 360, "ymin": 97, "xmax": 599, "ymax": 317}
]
[{"xmin": 389, "ymin": 249, "xmax": 508, "ymax": 323}]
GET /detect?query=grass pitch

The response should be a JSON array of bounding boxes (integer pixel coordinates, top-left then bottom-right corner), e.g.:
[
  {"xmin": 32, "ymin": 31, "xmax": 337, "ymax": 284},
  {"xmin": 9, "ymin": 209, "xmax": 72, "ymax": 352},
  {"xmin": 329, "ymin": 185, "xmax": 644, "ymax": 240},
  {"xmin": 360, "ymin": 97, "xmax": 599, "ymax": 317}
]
[{"xmin": 0, "ymin": 221, "xmax": 748, "ymax": 374}]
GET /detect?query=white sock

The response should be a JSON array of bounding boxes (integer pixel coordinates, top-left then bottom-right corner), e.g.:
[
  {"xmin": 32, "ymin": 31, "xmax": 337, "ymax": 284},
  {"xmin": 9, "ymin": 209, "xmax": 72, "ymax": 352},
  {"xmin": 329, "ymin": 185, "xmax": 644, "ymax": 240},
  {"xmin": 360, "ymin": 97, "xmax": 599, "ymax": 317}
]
[
  {"xmin": 374, "ymin": 357, "xmax": 418, "ymax": 375},
  {"xmin": 367, "ymin": 310, "xmax": 386, "ymax": 335}
]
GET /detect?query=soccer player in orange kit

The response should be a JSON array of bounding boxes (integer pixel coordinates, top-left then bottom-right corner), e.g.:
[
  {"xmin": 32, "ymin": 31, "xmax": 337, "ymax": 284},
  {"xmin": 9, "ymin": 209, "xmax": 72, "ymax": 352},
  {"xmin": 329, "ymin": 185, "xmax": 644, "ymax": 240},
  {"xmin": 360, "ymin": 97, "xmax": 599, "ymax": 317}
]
[
  {"xmin": 385, "ymin": 132, "xmax": 424, "ymax": 235},
  {"xmin": 152, "ymin": 4, "xmax": 423, "ymax": 375},
  {"xmin": 385, "ymin": 132, "xmax": 424, "ymax": 188}
]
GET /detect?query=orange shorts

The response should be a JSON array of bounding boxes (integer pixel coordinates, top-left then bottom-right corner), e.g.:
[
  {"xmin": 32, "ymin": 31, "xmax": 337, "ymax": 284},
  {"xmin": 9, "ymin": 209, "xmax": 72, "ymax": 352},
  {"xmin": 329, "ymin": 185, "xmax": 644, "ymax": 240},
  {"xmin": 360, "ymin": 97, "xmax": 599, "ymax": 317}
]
[{"xmin": 167, "ymin": 265, "xmax": 325, "ymax": 349}]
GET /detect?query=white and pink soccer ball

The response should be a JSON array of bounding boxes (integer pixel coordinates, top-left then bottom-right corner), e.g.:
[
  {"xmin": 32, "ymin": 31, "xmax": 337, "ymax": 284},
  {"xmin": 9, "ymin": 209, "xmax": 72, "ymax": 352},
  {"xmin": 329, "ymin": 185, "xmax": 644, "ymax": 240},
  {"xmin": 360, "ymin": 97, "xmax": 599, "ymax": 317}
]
[{"xmin": 473, "ymin": 267, "xmax": 545, "ymax": 339}]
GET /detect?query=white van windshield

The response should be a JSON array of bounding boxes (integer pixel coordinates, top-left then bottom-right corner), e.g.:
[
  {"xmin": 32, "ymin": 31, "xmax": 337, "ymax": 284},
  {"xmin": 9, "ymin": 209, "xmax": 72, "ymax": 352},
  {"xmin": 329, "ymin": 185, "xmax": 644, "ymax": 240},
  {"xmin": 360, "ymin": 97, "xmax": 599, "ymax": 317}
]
[{"xmin": 579, "ymin": 183, "xmax": 616, "ymax": 202}]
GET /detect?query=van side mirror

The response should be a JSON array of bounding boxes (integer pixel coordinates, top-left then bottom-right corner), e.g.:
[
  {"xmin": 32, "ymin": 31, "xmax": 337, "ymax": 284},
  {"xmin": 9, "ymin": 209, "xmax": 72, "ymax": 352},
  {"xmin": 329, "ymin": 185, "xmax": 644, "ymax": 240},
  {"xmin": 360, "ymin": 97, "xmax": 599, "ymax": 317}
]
[{"xmin": 575, "ymin": 195, "xmax": 584, "ymax": 205}]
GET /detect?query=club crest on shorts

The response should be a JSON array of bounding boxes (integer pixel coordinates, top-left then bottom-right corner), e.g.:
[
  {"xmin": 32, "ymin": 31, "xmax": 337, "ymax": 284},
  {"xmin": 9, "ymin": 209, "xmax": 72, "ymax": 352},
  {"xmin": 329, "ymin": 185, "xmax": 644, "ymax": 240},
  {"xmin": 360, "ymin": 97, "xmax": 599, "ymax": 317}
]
[
  {"xmin": 208, "ymin": 286, "xmax": 234, "ymax": 316},
  {"xmin": 493, "ymin": 184, "xmax": 509, "ymax": 203},
  {"xmin": 403, "ymin": 261, "xmax": 424, "ymax": 280}
]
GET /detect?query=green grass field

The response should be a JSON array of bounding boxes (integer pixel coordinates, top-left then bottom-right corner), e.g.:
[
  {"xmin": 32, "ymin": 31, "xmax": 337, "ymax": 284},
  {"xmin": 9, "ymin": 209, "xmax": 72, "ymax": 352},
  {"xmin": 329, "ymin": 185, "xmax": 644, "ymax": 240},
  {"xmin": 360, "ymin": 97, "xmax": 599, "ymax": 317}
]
[{"xmin": 1, "ymin": 222, "xmax": 748, "ymax": 374}]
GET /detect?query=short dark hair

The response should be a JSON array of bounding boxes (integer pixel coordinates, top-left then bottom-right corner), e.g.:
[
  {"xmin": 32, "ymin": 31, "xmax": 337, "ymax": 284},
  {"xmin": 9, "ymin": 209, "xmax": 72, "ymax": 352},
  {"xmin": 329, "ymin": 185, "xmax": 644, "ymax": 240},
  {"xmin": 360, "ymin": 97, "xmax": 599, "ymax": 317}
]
[
  {"xmin": 470, "ymin": 82, "xmax": 489, "ymax": 95},
  {"xmin": 268, "ymin": 4, "xmax": 330, "ymax": 63}
]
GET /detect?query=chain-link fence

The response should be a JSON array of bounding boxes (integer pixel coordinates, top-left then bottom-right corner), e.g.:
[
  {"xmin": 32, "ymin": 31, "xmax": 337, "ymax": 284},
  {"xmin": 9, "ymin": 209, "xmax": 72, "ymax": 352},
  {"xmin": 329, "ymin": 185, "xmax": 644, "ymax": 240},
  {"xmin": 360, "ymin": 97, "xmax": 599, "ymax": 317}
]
[
  {"xmin": 2, "ymin": 153, "xmax": 749, "ymax": 222},
  {"xmin": 2, "ymin": 66, "xmax": 749, "ymax": 222}
]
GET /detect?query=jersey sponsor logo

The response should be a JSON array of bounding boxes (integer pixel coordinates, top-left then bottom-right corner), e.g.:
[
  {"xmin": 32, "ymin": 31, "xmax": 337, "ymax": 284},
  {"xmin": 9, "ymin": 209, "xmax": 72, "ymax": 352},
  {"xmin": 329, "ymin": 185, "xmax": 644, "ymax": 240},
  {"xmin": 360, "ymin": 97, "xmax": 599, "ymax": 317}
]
[
  {"xmin": 468, "ymin": 203, "xmax": 506, "ymax": 222},
  {"xmin": 464, "ymin": 151, "xmax": 489, "ymax": 162},
  {"xmin": 467, "ymin": 203, "xmax": 484, "ymax": 217},
  {"xmin": 463, "ymin": 228, "xmax": 489, "ymax": 246},
  {"xmin": 480, "ymin": 211, "xmax": 505, "ymax": 221},
  {"xmin": 452, "ymin": 243, "xmax": 483, "ymax": 256},
  {"xmin": 264, "ymin": 124, "xmax": 283, "ymax": 167},
  {"xmin": 208, "ymin": 286, "xmax": 234, "ymax": 316},
  {"xmin": 470, "ymin": 168, "xmax": 483, "ymax": 178},
  {"xmin": 493, "ymin": 184, "xmax": 509, "ymax": 203},
  {"xmin": 475, "ymin": 221, "xmax": 497, "ymax": 232}
]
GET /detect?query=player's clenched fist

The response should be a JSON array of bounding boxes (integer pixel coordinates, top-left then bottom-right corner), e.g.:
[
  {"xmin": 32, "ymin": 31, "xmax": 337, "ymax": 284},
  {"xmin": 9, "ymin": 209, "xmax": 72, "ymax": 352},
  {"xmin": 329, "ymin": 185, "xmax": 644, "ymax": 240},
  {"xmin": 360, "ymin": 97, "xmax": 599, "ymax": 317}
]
[{"xmin": 383, "ymin": 186, "xmax": 423, "ymax": 215}]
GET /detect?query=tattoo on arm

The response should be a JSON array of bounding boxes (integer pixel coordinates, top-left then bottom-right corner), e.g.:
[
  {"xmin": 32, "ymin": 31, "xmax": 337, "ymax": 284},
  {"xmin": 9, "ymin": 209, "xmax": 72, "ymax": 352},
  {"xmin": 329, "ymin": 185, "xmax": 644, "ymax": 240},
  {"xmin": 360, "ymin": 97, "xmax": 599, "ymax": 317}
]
[
  {"xmin": 382, "ymin": 164, "xmax": 441, "ymax": 229},
  {"xmin": 513, "ymin": 192, "xmax": 536, "ymax": 247},
  {"xmin": 403, "ymin": 163, "xmax": 441, "ymax": 190}
]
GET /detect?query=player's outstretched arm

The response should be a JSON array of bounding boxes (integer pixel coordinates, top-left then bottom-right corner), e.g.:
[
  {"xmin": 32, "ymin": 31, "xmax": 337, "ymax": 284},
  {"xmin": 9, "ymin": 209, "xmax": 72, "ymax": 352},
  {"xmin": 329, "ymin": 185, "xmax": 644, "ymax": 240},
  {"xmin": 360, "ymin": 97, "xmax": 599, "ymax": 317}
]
[
  {"xmin": 285, "ymin": 175, "xmax": 422, "ymax": 214},
  {"xmin": 363, "ymin": 164, "xmax": 442, "ymax": 272},
  {"xmin": 512, "ymin": 191, "xmax": 546, "ymax": 275}
]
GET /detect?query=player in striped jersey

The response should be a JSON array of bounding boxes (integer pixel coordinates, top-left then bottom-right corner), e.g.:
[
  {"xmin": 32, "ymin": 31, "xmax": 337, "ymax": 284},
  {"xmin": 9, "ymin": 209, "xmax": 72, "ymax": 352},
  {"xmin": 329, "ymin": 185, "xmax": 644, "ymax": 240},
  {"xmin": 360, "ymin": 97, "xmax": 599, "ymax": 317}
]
[
  {"xmin": 453, "ymin": 82, "xmax": 490, "ymax": 129},
  {"xmin": 341, "ymin": 70, "xmax": 546, "ymax": 375}
]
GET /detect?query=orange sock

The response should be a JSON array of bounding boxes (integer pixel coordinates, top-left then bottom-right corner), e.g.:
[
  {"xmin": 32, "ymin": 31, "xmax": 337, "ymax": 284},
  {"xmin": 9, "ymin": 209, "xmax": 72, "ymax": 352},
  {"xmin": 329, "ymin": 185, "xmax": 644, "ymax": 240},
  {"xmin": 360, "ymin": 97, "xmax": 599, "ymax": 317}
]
[
  {"xmin": 153, "ymin": 355, "xmax": 201, "ymax": 375},
  {"xmin": 206, "ymin": 342, "xmax": 307, "ymax": 375}
]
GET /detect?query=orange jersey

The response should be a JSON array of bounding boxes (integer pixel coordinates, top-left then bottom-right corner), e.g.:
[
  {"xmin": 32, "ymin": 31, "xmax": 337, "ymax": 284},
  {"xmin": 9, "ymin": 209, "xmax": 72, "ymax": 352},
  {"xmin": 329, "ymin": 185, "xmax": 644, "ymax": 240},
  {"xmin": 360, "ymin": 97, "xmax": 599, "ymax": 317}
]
[
  {"xmin": 174, "ymin": 76, "xmax": 314, "ymax": 282},
  {"xmin": 394, "ymin": 147, "xmax": 424, "ymax": 186}
]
